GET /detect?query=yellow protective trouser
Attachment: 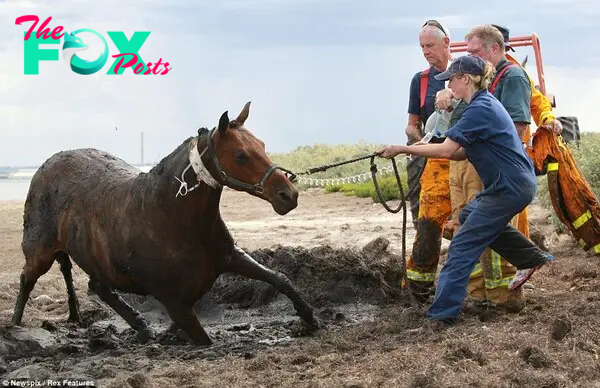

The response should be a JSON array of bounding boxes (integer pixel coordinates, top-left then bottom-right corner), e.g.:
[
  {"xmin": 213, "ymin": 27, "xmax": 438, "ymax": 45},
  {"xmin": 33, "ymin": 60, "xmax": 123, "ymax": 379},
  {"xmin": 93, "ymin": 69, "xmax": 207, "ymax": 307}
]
[
  {"xmin": 449, "ymin": 159, "xmax": 525, "ymax": 307},
  {"xmin": 404, "ymin": 158, "xmax": 451, "ymax": 302}
]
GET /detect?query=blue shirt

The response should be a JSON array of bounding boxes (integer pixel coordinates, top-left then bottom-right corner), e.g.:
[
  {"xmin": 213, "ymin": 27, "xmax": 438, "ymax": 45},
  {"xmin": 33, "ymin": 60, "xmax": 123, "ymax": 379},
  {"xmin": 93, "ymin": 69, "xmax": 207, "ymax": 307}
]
[
  {"xmin": 408, "ymin": 67, "xmax": 446, "ymax": 126},
  {"xmin": 444, "ymin": 89, "xmax": 536, "ymax": 195}
]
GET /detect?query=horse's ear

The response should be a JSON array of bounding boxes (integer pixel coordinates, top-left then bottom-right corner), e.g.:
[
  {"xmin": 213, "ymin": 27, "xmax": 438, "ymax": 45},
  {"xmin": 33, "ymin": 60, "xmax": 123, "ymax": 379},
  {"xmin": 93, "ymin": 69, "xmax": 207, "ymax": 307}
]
[
  {"xmin": 197, "ymin": 127, "xmax": 209, "ymax": 136},
  {"xmin": 218, "ymin": 111, "xmax": 229, "ymax": 134},
  {"xmin": 235, "ymin": 101, "xmax": 251, "ymax": 125}
]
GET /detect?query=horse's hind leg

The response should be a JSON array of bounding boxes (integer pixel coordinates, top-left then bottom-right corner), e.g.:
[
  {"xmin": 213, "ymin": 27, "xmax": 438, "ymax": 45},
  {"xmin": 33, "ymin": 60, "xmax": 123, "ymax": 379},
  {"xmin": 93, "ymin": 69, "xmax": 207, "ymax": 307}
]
[
  {"xmin": 12, "ymin": 251, "xmax": 55, "ymax": 326},
  {"xmin": 163, "ymin": 301, "xmax": 212, "ymax": 346},
  {"xmin": 90, "ymin": 280, "xmax": 154, "ymax": 343},
  {"xmin": 222, "ymin": 246, "xmax": 318, "ymax": 327},
  {"xmin": 55, "ymin": 252, "xmax": 83, "ymax": 325}
]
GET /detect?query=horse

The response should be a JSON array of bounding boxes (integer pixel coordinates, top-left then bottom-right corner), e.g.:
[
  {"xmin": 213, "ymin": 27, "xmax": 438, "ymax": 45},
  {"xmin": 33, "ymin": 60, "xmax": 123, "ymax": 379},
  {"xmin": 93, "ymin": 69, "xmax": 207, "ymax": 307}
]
[{"xmin": 11, "ymin": 102, "xmax": 318, "ymax": 345}]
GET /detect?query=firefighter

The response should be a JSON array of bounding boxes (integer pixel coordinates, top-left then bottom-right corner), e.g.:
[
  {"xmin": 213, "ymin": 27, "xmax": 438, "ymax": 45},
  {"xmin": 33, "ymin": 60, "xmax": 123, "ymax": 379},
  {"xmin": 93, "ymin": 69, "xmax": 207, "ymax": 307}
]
[
  {"xmin": 377, "ymin": 54, "xmax": 555, "ymax": 324},
  {"xmin": 403, "ymin": 20, "xmax": 454, "ymax": 303},
  {"xmin": 494, "ymin": 24, "xmax": 563, "ymax": 136},
  {"xmin": 436, "ymin": 24, "xmax": 561, "ymax": 311}
]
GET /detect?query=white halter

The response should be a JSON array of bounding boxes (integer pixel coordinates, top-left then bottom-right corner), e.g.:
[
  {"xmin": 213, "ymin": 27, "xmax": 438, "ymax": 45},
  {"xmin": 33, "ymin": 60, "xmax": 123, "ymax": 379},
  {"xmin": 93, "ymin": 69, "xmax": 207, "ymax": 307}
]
[{"xmin": 174, "ymin": 137, "xmax": 220, "ymax": 198}]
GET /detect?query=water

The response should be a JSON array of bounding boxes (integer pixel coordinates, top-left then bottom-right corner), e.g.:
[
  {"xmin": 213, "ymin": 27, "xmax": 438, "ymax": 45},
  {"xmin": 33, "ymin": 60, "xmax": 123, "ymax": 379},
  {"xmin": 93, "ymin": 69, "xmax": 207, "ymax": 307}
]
[{"xmin": 0, "ymin": 179, "xmax": 32, "ymax": 201}]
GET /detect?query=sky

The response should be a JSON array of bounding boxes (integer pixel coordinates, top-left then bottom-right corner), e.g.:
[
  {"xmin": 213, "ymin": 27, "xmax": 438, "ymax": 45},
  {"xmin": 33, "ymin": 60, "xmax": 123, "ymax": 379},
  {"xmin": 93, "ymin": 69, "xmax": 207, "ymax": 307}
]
[{"xmin": 1, "ymin": 0, "xmax": 599, "ymax": 167}]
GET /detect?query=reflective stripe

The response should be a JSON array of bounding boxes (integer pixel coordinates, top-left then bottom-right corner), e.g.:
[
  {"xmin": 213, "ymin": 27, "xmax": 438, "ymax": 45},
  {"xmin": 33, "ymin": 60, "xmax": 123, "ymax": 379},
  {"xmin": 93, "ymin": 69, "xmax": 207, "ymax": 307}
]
[
  {"xmin": 407, "ymin": 269, "xmax": 435, "ymax": 282},
  {"xmin": 485, "ymin": 277, "xmax": 513, "ymax": 289},
  {"xmin": 579, "ymin": 239, "xmax": 588, "ymax": 249},
  {"xmin": 573, "ymin": 211, "xmax": 592, "ymax": 230},
  {"xmin": 470, "ymin": 263, "xmax": 483, "ymax": 277},
  {"xmin": 540, "ymin": 112, "xmax": 554, "ymax": 125},
  {"xmin": 478, "ymin": 249, "xmax": 512, "ymax": 289},
  {"xmin": 557, "ymin": 135, "xmax": 567, "ymax": 149},
  {"xmin": 491, "ymin": 250, "xmax": 502, "ymax": 280},
  {"xmin": 594, "ymin": 243, "xmax": 600, "ymax": 254},
  {"xmin": 547, "ymin": 162, "xmax": 559, "ymax": 172}
]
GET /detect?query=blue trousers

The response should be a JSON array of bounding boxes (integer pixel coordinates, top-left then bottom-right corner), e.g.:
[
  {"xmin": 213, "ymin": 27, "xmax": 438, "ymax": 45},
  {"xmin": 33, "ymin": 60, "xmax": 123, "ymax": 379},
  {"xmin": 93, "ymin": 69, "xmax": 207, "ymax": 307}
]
[{"xmin": 427, "ymin": 180, "xmax": 550, "ymax": 320}]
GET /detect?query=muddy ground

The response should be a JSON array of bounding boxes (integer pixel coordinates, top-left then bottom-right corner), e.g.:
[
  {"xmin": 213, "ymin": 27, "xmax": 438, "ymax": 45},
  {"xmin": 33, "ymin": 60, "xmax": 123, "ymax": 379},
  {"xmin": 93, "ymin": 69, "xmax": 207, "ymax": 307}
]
[{"xmin": 1, "ymin": 188, "xmax": 599, "ymax": 387}]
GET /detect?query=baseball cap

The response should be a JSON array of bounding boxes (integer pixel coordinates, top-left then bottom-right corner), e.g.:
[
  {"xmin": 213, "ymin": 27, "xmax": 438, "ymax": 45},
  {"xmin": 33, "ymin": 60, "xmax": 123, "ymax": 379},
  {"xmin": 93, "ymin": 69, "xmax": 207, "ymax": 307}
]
[
  {"xmin": 491, "ymin": 24, "xmax": 515, "ymax": 52},
  {"xmin": 434, "ymin": 55, "xmax": 487, "ymax": 81}
]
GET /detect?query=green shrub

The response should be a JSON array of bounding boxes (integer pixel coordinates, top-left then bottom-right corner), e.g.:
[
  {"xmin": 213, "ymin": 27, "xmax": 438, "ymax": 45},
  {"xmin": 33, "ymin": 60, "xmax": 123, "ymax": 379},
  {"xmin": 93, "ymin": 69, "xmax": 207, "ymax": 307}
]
[
  {"xmin": 269, "ymin": 142, "xmax": 392, "ymax": 183},
  {"xmin": 268, "ymin": 143, "xmax": 411, "ymax": 203},
  {"xmin": 324, "ymin": 174, "xmax": 408, "ymax": 203}
]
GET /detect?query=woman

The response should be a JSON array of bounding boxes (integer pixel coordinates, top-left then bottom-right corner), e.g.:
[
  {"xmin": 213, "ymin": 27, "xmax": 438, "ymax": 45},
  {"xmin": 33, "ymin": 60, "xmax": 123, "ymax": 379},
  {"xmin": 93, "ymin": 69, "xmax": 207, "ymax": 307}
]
[{"xmin": 377, "ymin": 54, "xmax": 554, "ymax": 323}]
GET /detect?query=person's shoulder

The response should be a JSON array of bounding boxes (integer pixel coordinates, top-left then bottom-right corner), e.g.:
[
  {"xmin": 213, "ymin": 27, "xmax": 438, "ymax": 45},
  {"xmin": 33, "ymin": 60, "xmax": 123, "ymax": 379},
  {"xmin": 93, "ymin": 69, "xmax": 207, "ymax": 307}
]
[
  {"xmin": 502, "ymin": 64, "xmax": 528, "ymax": 80},
  {"xmin": 471, "ymin": 89, "xmax": 494, "ymax": 102},
  {"xmin": 411, "ymin": 68, "xmax": 429, "ymax": 80},
  {"xmin": 466, "ymin": 91, "xmax": 495, "ymax": 111}
]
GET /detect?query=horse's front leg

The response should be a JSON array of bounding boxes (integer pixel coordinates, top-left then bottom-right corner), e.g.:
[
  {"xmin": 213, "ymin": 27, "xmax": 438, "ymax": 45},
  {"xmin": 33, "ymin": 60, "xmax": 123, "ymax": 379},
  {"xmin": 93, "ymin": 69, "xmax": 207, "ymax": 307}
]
[{"xmin": 221, "ymin": 246, "xmax": 319, "ymax": 328}]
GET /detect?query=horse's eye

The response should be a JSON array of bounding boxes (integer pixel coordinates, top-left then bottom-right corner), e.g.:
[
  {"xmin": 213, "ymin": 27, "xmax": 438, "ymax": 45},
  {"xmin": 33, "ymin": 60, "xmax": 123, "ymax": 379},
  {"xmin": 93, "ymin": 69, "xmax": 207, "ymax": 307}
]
[{"xmin": 234, "ymin": 151, "xmax": 248, "ymax": 164}]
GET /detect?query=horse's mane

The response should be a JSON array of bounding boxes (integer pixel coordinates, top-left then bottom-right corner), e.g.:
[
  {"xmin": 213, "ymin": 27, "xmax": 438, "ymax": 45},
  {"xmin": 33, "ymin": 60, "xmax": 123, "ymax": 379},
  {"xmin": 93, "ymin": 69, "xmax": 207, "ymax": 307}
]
[
  {"xmin": 148, "ymin": 136, "xmax": 196, "ymax": 176},
  {"xmin": 147, "ymin": 122, "xmax": 242, "ymax": 176}
]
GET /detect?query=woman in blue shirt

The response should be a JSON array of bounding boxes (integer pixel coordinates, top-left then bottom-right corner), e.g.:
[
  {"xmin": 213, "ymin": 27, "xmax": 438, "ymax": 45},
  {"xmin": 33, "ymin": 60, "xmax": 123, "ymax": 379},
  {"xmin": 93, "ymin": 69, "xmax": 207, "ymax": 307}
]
[{"xmin": 377, "ymin": 54, "xmax": 554, "ymax": 323}]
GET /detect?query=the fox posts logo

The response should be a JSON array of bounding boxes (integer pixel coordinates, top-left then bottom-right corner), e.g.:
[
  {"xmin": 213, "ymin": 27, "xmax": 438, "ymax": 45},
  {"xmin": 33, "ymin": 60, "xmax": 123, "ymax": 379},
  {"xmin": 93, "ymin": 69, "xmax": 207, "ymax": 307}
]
[{"xmin": 16, "ymin": 15, "xmax": 172, "ymax": 75}]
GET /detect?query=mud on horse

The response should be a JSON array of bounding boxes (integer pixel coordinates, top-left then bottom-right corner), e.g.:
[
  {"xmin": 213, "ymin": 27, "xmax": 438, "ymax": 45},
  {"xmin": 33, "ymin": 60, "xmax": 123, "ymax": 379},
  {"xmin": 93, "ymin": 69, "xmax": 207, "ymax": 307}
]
[{"xmin": 11, "ymin": 102, "xmax": 318, "ymax": 345}]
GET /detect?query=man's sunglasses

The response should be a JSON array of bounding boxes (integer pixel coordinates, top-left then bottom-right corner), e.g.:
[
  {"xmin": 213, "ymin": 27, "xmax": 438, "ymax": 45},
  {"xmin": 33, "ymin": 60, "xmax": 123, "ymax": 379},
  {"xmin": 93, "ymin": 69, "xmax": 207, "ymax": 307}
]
[{"xmin": 422, "ymin": 20, "xmax": 448, "ymax": 37}]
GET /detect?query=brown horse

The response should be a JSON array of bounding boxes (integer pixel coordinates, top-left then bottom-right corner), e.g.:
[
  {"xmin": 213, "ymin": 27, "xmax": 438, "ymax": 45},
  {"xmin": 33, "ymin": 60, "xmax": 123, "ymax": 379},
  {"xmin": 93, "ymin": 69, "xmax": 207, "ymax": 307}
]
[{"xmin": 11, "ymin": 102, "xmax": 318, "ymax": 345}]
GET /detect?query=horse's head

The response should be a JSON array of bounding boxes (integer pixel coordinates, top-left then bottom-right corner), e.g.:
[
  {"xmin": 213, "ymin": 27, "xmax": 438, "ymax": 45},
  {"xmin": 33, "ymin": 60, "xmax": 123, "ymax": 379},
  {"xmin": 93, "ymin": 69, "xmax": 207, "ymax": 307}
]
[{"xmin": 198, "ymin": 102, "xmax": 298, "ymax": 215}]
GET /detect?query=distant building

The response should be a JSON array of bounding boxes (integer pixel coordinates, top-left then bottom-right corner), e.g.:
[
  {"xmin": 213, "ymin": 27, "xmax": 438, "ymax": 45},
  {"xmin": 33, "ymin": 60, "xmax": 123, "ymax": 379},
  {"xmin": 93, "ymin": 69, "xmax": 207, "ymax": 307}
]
[{"xmin": 9, "ymin": 169, "xmax": 37, "ymax": 179}]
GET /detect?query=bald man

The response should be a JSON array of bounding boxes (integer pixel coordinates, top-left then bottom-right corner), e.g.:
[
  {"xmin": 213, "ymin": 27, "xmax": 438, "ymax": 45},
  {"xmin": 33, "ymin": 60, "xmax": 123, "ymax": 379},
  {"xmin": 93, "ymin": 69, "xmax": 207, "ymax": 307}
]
[{"xmin": 403, "ymin": 20, "xmax": 454, "ymax": 303}]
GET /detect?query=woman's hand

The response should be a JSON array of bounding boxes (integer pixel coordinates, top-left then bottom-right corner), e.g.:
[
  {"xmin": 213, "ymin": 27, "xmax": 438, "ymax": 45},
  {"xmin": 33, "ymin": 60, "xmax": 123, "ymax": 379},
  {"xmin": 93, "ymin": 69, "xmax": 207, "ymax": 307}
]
[{"xmin": 376, "ymin": 145, "xmax": 405, "ymax": 159}]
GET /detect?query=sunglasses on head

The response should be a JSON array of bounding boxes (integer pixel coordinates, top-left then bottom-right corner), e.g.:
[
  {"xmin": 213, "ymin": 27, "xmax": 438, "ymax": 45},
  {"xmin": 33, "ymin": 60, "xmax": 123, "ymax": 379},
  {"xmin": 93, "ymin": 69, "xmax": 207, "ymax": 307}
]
[{"xmin": 422, "ymin": 20, "xmax": 448, "ymax": 37}]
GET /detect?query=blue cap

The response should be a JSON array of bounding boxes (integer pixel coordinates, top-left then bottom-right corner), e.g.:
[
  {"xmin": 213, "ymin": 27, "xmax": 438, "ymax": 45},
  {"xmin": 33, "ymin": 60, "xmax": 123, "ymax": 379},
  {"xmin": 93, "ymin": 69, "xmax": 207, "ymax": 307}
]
[
  {"xmin": 491, "ymin": 24, "xmax": 515, "ymax": 52},
  {"xmin": 434, "ymin": 55, "xmax": 487, "ymax": 81}
]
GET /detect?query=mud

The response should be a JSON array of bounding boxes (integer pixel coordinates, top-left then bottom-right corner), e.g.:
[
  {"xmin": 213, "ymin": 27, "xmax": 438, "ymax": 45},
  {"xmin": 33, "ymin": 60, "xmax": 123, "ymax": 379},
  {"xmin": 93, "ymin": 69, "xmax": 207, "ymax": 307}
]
[
  {"xmin": 205, "ymin": 242, "xmax": 404, "ymax": 309},
  {"xmin": 411, "ymin": 218, "xmax": 443, "ymax": 269},
  {"xmin": 1, "ymin": 240, "xmax": 407, "ymax": 383}
]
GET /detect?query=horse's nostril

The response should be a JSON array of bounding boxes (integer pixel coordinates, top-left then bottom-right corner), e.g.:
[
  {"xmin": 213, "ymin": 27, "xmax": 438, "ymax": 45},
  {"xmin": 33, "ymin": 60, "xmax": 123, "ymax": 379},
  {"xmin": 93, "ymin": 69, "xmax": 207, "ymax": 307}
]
[{"xmin": 278, "ymin": 191, "xmax": 293, "ymax": 203}]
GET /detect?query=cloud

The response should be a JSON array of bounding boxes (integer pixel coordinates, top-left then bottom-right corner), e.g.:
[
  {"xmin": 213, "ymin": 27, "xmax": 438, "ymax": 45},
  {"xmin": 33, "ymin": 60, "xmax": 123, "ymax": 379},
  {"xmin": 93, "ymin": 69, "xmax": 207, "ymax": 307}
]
[{"xmin": 0, "ymin": 0, "xmax": 598, "ymax": 168}]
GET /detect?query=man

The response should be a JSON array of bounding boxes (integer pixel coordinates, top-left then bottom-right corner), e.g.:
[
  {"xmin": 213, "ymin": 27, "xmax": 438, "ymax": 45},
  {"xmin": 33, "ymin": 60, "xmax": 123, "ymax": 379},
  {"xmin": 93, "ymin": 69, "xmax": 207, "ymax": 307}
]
[
  {"xmin": 438, "ymin": 24, "xmax": 559, "ymax": 311},
  {"xmin": 403, "ymin": 20, "xmax": 454, "ymax": 302},
  {"xmin": 405, "ymin": 20, "xmax": 452, "ymax": 229},
  {"xmin": 494, "ymin": 24, "xmax": 563, "ymax": 137}
]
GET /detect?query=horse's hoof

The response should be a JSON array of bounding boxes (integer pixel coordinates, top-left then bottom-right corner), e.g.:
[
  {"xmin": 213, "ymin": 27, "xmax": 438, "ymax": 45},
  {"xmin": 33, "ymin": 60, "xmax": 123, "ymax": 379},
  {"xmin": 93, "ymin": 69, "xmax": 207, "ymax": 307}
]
[
  {"xmin": 9, "ymin": 317, "xmax": 24, "ymax": 328},
  {"xmin": 297, "ymin": 306, "xmax": 319, "ymax": 325},
  {"xmin": 67, "ymin": 315, "xmax": 84, "ymax": 327},
  {"xmin": 290, "ymin": 317, "xmax": 320, "ymax": 337},
  {"xmin": 306, "ymin": 315, "xmax": 320, "ymax": 330},
  {"xmin": 192, "ymin": 338, "xmax": 213, "ymax": 347}
]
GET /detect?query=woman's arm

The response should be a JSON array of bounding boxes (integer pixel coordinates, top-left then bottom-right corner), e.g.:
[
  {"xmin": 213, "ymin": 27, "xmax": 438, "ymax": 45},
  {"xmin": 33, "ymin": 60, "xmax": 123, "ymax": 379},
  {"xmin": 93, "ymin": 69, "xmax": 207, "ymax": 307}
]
[
  {"xmin": 377, "ymin": 137, "xmax": 462, "ymax": 160},
  {"xmin": 449, "ymin": 147, "xmax": 467, "ymax": 161}
]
